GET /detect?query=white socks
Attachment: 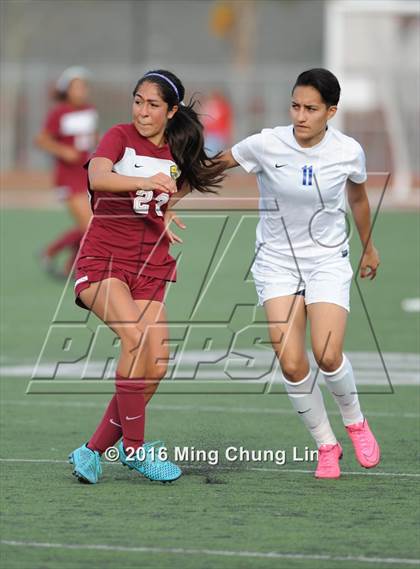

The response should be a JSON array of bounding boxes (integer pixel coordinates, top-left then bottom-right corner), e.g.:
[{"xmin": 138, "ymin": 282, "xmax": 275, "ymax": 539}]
[
  {"xmin": 284, "ymin": 371, "xmax": 337, "ymax": 448},
  {"xmin": 321, "ymin": 355, "xmax": 364, "ymax": 426}
]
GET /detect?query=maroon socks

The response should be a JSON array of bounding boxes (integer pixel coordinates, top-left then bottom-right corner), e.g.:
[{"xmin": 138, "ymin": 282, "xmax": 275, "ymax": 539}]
[
  {"xmin": 115, "ymin": 376, "xmax": 147, "ymax": 452},
  {"xmin": 87, "ymin": 395, "xmax": 122, "ymax": 454},
  {"xmin": 88, "ymin": 373, "xmax": 147, "ymax": 454},
  {"xmin": 45, "ymin": 228, "xmax": 83, "ymax": 257}
]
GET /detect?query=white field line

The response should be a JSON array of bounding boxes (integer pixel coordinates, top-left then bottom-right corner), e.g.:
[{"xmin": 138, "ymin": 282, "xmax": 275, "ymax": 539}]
[
  {"xmin": 1, "ymin": 351, "xmax": 419, "ymax": 384},
  {"xmin": 37, "ymin": 372, "xmax": 420, "ymax": 384},
  {"xmin": 402, "ymin": 298, "xmax": 420, "ymax": 313},
  {"xmin": 0, "ymin": 457, "xmax": 419, "ymax": 478},
  {"xmin": 1, "ymin": 399, "xmax": 419, "ymax": 419},
  {"xmin": 1, "ymin": 364, "xmax": 419, "ymax": 384},
  {"xmin": 3, "ymin": 351, "xmax": 418, "ymax": 367},
  {"xmin": 0, "ymin": 540, "xmax": 419, "ymax": 566}
]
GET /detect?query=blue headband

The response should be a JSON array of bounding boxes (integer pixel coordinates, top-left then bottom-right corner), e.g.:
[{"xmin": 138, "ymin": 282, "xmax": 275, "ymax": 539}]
[{"xmin": 143, "ymin": 72, "xmax": 180, "ymax": 101}]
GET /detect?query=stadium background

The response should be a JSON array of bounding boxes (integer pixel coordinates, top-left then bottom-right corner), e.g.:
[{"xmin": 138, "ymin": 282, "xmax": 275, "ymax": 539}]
[{"xmin": 1, "ymin": 1, "xmax": 419, "ymax": 568}]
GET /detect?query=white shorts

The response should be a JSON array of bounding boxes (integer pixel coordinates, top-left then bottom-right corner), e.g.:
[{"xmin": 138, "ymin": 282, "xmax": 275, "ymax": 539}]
[{"xmin": 253, "ymin": 250, "xmax": 353, "ymax": 311}]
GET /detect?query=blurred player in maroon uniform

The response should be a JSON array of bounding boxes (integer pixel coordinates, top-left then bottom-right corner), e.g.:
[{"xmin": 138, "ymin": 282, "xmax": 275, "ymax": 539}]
[
  {"xmin": 68, "ymin": 70, "xmax": 225, "ymax": 484},
  {"xmin": 35, "ymin": 66, "xmax": 98, "ymax": 277},
  {"xmin": 201, "ymin": 89, "xmax": 233, "ymax": 157}
]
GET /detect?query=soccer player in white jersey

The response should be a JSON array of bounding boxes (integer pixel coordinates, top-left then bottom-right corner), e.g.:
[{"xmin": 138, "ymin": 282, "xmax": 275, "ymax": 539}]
[{"xmin": 220, "ymin": 68, "xmax": 381, "ymax": 479}]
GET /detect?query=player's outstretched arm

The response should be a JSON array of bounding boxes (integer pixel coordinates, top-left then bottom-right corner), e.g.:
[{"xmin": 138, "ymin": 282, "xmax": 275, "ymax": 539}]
[
  {"xmin": 34, "ymin": 130, "xmax": 81, "ymax": 164},
  {"xmin": 88, "ymin": 157, "xmax": 177, "ymax": 194},
  {"xmin": 347, "ymin": 180, "xmax": 380, "ymax": 280},
  {"xmin": 218, "ymin": 149, "xmax": 239, "ymax": 170}
]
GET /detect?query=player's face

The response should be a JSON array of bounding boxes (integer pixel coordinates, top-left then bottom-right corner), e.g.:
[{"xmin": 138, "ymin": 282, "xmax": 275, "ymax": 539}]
[
  {"xmin": 290, "ymin": 85, "xmax": 337, "ymax": 147},
  {"xmin": 132, "ymin": 81, "xmax": 178, "ymax": 146},
  {"xmin": 67, "ymin": 78, "xmax": 89, "ymax": 106}
]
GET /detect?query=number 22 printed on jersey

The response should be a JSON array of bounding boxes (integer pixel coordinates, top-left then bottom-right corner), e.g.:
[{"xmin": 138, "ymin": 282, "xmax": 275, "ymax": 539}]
[{"xmin": 133, "ymin": 190, "xmax": 169, "ymax": 217}]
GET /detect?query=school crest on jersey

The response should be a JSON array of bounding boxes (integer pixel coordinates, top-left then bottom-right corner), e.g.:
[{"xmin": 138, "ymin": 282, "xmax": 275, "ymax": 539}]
[{"xmin": 170, "ymin": 164, "xmax": 181, "ymax": 180}]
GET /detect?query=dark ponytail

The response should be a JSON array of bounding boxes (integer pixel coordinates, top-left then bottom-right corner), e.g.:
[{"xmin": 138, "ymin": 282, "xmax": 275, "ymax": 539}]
[
  {"xmin": 165, "ymin": 98, "xmax": 225, "ymax": 193},
  {"xmin": 134, "ymin": 70, "xmax": 226, "ymax": 193}
]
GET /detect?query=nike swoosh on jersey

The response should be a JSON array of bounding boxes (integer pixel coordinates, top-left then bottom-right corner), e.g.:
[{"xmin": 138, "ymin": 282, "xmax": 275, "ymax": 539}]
[
  {"xmin": 125, "ymin": 414, "xmax": 143, "ymax": 421},
  {"xmin": 134, "ymin": 164, "xmax": 143, "ymax": 168},
  {"xmin": 275, "ymin": 163, "xmax": 287, "ymax": 168}
]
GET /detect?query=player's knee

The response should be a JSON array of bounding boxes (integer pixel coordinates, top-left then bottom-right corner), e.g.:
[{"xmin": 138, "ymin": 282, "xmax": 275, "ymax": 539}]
[
  {"xmin": 281, "ymin": 359, "xmax": 309, "ymax": 382},
  {"xmin": 315, "ymin": 352, "xmax": 343, "ymax": 373},
  {"xmin": 146, "ymin": 359, "xmax": 168, "ymax": 381},
  {"xmin": 119, "ymin": 327, "xmax": 143, "ymax": 354}
]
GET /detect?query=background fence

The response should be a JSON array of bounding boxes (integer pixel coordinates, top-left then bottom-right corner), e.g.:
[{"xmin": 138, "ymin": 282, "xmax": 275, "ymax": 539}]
[{"xmin": 1, "ymin": 0, "xmax": 419, "ymax": 199}]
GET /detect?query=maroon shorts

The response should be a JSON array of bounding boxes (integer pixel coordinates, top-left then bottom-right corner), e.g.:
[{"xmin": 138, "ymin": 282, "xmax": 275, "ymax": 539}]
[
  {"xmin": 74, "ymin": 260, "xmax": 167, "ymax": 310},
  {"xmin": 55, "ymin": 164, "xmax": 89, "ymax": 201},
  {"xmin": 56, "ymin": 184, "xmax": 87, "ymax": 201}
]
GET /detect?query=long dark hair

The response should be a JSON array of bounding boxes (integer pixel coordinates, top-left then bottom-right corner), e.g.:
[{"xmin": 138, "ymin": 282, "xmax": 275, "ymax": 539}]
[
  {"xmin": 133, "ymin": 70, "xmax": 226, "ymax": 193},
  {"xmin": 293, "ymin": 68, "xmax": 341, "ymax": 107}
]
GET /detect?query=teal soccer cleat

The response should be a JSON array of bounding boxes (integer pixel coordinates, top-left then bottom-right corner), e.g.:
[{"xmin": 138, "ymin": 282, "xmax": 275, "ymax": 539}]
[
  {"xmin": 68, "ymin": 443, "xmax": 102, "ymax": 484},
  {"xmin": 118, "ymin": 441, "xmax": 182, "ymax": 483}
]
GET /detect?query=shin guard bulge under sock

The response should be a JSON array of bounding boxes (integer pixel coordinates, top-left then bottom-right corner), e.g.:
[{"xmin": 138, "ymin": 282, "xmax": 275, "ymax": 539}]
[
  {"xmin": 115, "ymin": 375, "xmax": 147, "ymax": 451},
  {"xmin": 284, "ymin": 371, "xmax": 337, "ymax": 447},
  {"xmin": 321, "ymin": 355, "xmax": 364, "ymax": 426},
  {"xmin": 87, "ymin": 395, "xmax": 122, "ymax": 454}
]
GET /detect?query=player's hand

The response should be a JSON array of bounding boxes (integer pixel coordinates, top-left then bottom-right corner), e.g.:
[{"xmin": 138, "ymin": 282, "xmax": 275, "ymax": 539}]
[
  {"xmin": 60, "ymin": 146, "xmax": 81, "ymax": 163},
  {"xmin": 164, "ymin": 210, "xmax": 186, "ymax": 244},
  {"xmin": 360, "ymin": 246, "xmax": 380, "ymax": 280},
  {"xmin": 140, "ymin": 173, "xmax": 178, "ymax": 194}
]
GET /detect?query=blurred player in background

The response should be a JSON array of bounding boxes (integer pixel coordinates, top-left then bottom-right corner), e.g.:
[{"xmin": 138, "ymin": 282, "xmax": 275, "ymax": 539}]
[
  {"xmin": 220, "ymin": 68, "xmax": 381, "ymax": 479},
  {"xmin": 34, "ymin": 66, "xmax": 98, "ymax": 278},
  {"xmin": 68, "ymin": 69, "xmax": 225, "ymax": 484}
]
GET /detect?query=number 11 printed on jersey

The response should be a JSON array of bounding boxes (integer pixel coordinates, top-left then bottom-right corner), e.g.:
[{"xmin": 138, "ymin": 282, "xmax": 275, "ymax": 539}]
[{"xmin": 302, "ymin": 165, "xmax": 314, "ymax": 187}]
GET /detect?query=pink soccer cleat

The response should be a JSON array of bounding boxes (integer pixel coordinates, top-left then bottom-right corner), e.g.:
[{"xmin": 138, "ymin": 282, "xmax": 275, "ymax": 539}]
[
  {"xmin": 315, "ymin": 443, "xmax": 343, "ymax": 479},
  {"xmin": 346, "ymin": 419, "xmax": 380, "ymax": 468}
]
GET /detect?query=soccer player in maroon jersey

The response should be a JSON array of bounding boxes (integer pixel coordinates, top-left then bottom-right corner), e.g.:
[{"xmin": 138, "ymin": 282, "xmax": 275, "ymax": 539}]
[
  {"xmin": 68, "ymin": 70, "xmax": 224, "ymax": 484},
  {"xmin": 35, "ymin": 67, "xmax": 98, "ymax": 278}
]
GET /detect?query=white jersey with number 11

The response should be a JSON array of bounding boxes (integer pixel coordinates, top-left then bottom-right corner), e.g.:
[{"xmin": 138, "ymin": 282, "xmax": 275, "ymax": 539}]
[{"xmin": 231, "ymin": 125, "xmax": 367, "ymax": 277}]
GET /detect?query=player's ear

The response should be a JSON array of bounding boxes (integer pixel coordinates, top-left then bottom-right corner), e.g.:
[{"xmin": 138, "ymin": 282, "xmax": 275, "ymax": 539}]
[
  {"xmin": 167, "ymin": 105, "xmax": 179, "ymax": 120},
  {"xmin": 327, "ymin": 105, "xmax": 337, "ymax": 120}
]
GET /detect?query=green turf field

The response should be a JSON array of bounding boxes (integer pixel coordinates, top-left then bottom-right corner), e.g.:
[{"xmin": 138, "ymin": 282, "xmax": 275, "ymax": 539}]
[{"xmin": 1, "ymin": 209, "xmax": 419, "ymax": 568}]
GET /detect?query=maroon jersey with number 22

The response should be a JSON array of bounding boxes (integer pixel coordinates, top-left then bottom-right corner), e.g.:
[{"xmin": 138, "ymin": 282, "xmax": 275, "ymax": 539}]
[{"xmin": 79, "ymin": 123, "xmax": 181, "ymax": 281}]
